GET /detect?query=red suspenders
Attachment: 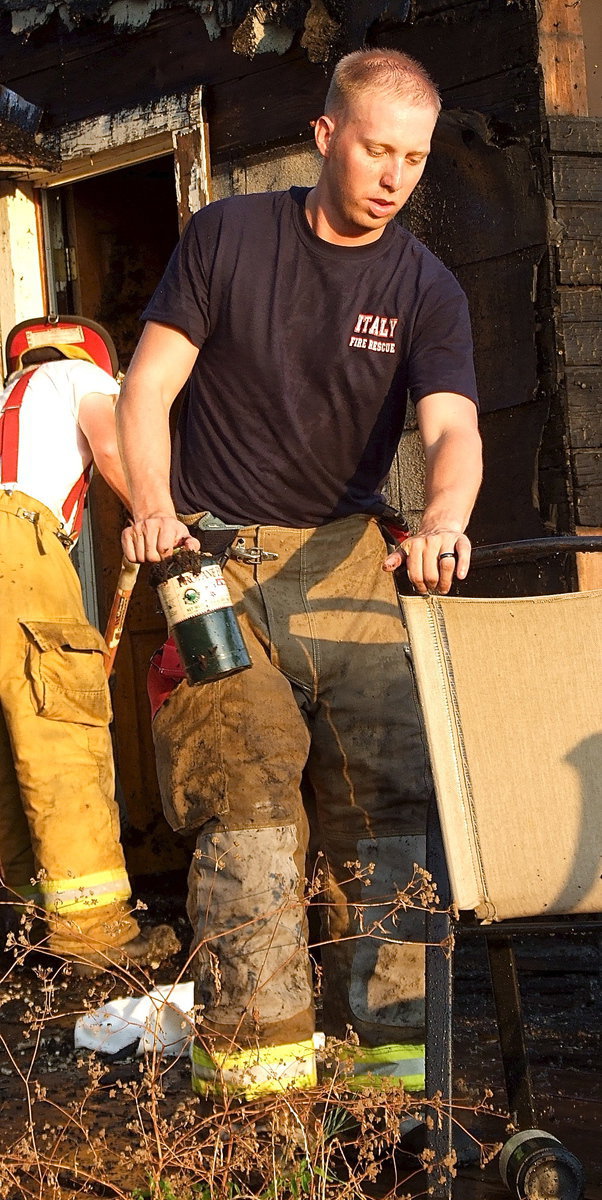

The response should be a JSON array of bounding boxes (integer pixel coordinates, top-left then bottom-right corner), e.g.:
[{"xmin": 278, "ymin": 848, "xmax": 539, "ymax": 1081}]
[
  {"xmin": 61, "ymin": 463, "xmax": 92, "ymax": 537},
  {"xmin": 0, "ymin": 368, "xmax": 91, "ymax": 539},
  {"xmin": 0, "ymin": 370, "xmax": 33, "ymax": 485}
]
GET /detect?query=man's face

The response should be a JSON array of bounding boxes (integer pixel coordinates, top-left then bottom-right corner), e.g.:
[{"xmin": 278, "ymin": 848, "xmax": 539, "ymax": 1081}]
[{"xmin": 315, "ymin": 91, "xmax": 438, "ymax": 241}]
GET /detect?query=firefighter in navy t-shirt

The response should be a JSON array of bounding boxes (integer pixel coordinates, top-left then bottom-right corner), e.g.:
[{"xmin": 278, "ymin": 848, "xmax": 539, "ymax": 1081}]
[{"xmin": 118, "ymin": 49, "xmax": 482, "ymax": 1099}]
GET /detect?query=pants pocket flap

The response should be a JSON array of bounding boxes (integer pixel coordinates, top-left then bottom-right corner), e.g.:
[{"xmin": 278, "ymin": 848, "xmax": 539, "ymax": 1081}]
[
  {"xmin": 20, "ymin": 620, "xmax": 112, "ymax": 726},
  {"xmin": 20, "ymin": 620, "xmax": 109, "ymax": 656}
]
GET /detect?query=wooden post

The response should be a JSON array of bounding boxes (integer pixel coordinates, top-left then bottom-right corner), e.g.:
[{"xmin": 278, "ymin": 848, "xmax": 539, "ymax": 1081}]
[
  {"xmin": 172, "ymin": 88, "xmax": 212, "ymax": 231},
  {"xmin": 541, "ymin": 9, "xmax": 600, "ymax": 578},
  {"xmin": 538, "ymin": 0, "xmax": 589, "ymax": 117},
  {"xmin": 576, "ymin": 526, "xmax": 602, "ymax": 590}
]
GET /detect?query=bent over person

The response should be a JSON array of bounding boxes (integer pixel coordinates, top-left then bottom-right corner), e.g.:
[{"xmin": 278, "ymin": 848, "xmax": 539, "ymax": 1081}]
[
  {"xmin": 118, "ymin": 50, "xmax": 483, "ymax": 1097},
  {"xmin": 0, "ymin": 320, "xmax": 165, "ymax": 970}
]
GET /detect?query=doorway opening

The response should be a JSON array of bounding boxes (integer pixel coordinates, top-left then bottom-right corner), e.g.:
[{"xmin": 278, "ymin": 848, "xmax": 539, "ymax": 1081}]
[
  {"xmin": 41, "ymin": 154, "xmax": 186, "ymax": 876},
  {"xmin": 45, "ymin": 153, "xmax": 180, "ymax": 370}
]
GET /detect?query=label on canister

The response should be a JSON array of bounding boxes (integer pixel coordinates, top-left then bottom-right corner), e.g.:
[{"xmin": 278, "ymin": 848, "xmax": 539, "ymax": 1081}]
[{"xmin": 157, "ymin": 566, "xmax": 231, "ymax": 627}]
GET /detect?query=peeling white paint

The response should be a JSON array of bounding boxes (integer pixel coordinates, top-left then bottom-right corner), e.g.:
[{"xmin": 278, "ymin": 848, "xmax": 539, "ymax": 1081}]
[
  {"xmin": 57, "ymin": 3, "xmax": 74, "ymax": 31},
  {"xmin": 44, "ymin": 91, "xmax": 195, "ymax": 161},
  {"xmin": 201, "ymin": 8, "xmax": 222, "ymax": 40},
  {"xmin": 11, "ymin": 6, "xmax": 52, "ymax": 35},
  {"xmin": 231, "ymin": 3, "xmax": 294, "ymax": 56},
  {"xmin": 188, "ymin": 159, "xmax": 203, "ymax": 214},
  {"xmin": 11, "ymin": 0, "xmax": 216, "ymax": 34},
  {"xmin": 171, "ymin": 96, "xmax": 211, "ymax": 225},
  {"xmin": 251, "ymin": 14, "xmax": 293, "ymax": 56},
  {"xmin": 173, "ymin": 143, "xmax": 183, "ymax": 208},
  {"xmin": 107, "ymin": 0, "xmax": 166, "ymax": 31},
  {"xmin": 187, "ymin": 87, "xmax": 203, "ymax": 134},
  {"xmin": 9, "ymin": 0, "xmax": 296, "ymax": 56}
]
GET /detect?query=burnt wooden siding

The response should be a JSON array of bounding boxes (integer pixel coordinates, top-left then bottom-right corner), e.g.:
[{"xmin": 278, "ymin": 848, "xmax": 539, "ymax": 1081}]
[
  {"xmin": 380, "ymin": 2, "xmax": 557, "ymax": 564},
  {"xmin": 0, "ymin": 0, "xmax": 563, "ymax": 558},
  {"xmin": 548, "ymin": 116, "xmax": 602, "ymax": 529}
]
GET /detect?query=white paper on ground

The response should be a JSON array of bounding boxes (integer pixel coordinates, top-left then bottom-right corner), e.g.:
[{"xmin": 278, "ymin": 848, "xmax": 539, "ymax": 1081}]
[{"xmin": 74, "ymin": 981, "xmax": 195, "ymax": 1057}]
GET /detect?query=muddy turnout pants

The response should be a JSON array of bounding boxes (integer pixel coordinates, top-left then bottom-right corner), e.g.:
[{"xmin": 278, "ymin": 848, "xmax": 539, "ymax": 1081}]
[
  {"xmin": 152, "ymin": 515, "xmax": 431, "ymax": 1097},
  {"xmin": 0, "ymin": 491, "xmax": 139, "ymax": 955}
]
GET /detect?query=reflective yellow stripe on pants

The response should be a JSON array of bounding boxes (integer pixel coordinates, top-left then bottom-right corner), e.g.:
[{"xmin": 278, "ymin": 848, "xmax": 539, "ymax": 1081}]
[
  {"xmin": 327, "ymin": 1042, "xmax": 425, "ymax": 1092},
  {"xmin": 191, "ymin": 1039, "xmax": 317, "ymax": 1100},
  {"xmin": 37, "ymin": 868, "xmax": 131, "ymax": 913}
]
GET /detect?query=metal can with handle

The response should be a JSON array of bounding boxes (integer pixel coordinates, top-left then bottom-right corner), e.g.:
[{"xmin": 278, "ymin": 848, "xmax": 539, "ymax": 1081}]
[{"xmin": 150, "ymin": 550, "xmax": 251, "ymax": 685}]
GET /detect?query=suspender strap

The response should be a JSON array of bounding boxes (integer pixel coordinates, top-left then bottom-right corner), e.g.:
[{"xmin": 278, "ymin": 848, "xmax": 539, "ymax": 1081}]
[
  {"xmin": 62, "ymin": 463, "xmax": 92, "ymax": 537},
  {"xmin": 0, "ymin": 370, "xmax": 36, "ymax": 484},
  {"xmin": 0, "ymin": 367, "xmax": 91, "ymax": 539}
]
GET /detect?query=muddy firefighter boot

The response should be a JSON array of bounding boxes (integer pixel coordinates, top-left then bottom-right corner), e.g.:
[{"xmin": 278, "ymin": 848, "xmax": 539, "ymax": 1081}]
[{"xmin": 72, "ymin": 923, "xmax": 182, "ymax": 977}]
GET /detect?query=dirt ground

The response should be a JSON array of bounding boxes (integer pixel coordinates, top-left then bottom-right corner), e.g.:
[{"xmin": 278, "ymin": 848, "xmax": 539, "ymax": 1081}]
[
  {"xmin": 449, "ymin": 925, "xmax": 601, "ymax": 1199},
  {"xmin": 0, "ymin": 881, "xmax": 599, "ymax": 1200}
]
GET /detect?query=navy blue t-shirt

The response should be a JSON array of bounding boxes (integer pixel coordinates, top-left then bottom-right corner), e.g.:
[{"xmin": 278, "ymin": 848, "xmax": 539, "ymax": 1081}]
[{"xmin": 142, "ymin": 187, "xmax": 478, "ymax": 527}]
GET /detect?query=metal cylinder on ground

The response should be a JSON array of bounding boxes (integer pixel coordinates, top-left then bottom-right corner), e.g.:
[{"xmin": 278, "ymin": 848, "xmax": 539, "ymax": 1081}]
[
  {"xmin": 149, "ymin": 549, "xmax": 251, "ymax": 685},
  {"xmin": 500, "ymin": 1129, "xmax": 585, "ymax": 1200}
]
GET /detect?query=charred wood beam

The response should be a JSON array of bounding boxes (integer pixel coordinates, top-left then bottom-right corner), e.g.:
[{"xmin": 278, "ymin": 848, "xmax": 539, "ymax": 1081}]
[
  {"xmin": 455, "ymin": 250, "xmax": 543, "ymax": 415},
  {"xmin": 556, "ymin": 214, "xmax": 602, "ymax": 287},
  {"xmin": 0, "ymin": 83, "xmax": 41, "ymax": 132},
  {"xmin": 553, "ymin": 157, "xmax": 602, "ymax": 205},
  {"xmin": 573, "ymin": 452, "xmax": 602, "ymax": 526},
  {"xmin": 548, "ymin": 115, "xmax": 602, "ymax": 155},
  {"xmin": 566, "ymin": 367, "xmax": 602, "ymax": 450}
]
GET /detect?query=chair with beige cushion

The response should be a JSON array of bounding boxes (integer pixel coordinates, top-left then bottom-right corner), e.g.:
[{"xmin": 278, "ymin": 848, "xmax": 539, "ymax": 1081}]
[{"xmin": 399, "ymin": 537, "xmax": 602, "ymax": 1198}]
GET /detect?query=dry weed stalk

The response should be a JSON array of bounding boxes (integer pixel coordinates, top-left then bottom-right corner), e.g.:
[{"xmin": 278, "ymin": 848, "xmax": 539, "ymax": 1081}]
[{"xmin": 0, "ymin": 867, "xmax": 504, "ymax": 1200}]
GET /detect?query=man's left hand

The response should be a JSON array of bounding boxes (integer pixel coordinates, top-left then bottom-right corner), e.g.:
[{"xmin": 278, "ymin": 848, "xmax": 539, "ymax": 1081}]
[{"xmin": 383, "ymin": 528, "xmax": 471, "ymax": 595}]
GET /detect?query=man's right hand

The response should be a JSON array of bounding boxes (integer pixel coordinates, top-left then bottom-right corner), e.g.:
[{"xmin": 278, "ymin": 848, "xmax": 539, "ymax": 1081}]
[{"xmin": 121, "ymin": 513, "xmax": 200, "ymax": 563}]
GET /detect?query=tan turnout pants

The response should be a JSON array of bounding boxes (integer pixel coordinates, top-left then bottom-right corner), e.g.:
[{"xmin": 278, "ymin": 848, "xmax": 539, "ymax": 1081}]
[
  {"xmin": 0, "ymin": 491, "xmax": 139, "ymax": 955},
  {"xmin": 153, "ymin": 515, "xmax": 432, "ymax": 1094}
]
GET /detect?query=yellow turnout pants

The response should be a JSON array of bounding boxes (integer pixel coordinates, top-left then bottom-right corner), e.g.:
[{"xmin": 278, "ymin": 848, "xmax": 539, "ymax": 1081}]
[{"xmin": 0, "ymin": 491, "xmax": 139, "ymax": 955}]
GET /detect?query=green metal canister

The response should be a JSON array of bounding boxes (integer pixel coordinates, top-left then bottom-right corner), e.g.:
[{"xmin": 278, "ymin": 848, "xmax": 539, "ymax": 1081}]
[{"xmin": 150, "ymin": 550, "xmax": 251, "ymax": 685}]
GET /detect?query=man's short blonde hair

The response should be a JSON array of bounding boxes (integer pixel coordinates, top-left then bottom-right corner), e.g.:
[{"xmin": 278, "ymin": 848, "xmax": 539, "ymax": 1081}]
[{"xmin": 325, "ymin": 48, "xmax": 441, "ymax": 119}]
